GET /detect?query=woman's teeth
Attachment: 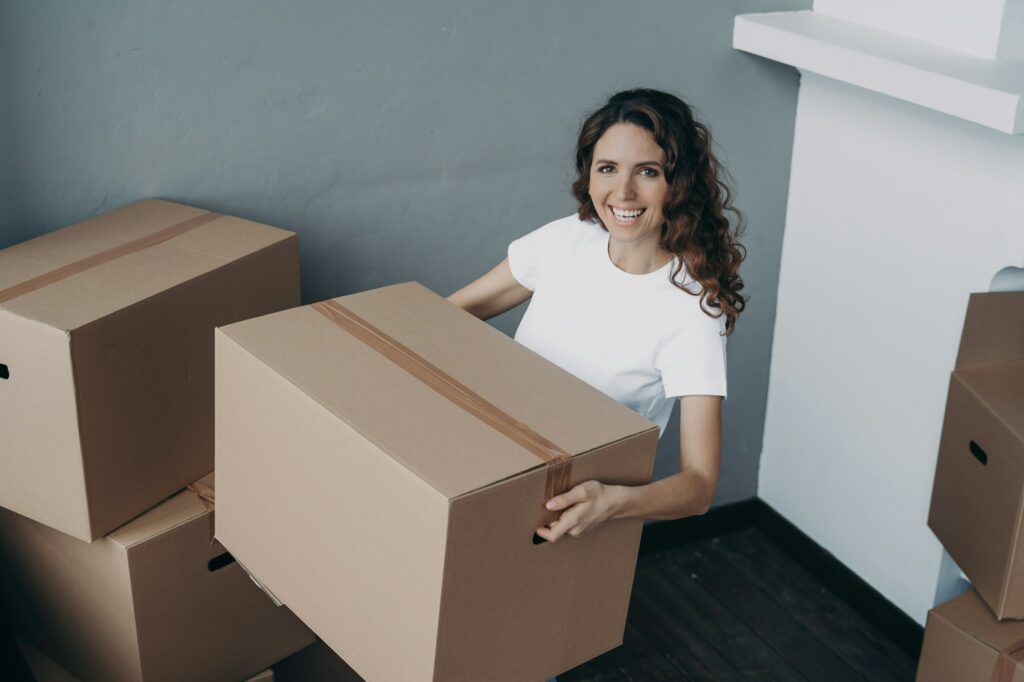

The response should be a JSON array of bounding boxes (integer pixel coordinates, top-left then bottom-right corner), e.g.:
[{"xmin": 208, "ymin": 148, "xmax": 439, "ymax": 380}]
[{"xmin": 612, "ymin": 207, "xmax": 645, "ymax": 222}]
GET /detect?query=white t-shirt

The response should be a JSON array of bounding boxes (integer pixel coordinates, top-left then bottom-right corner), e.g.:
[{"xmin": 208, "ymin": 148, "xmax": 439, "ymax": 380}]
[{"xmin": 507, "ymin": 214, "xmax": 727, "ymax": 436}]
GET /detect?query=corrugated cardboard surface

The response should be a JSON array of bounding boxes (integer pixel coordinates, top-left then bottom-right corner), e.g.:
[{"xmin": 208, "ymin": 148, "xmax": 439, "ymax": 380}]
[
  {"xmin": 928, "ymin": 291, "xmax": 1024, "ymax": 619},
  {"xmin": 216, "ymin": 331, "xmax": 451, "ymax": 681},
  {"xmin": 216, "ymin": 282, "xmax": 658, "ymax": 682},
  {"xmin": 0, "ymin": 198, "xmax": 301, "ymax": 540},
  {"xmin": 0, "ymin": 474, "xmax": 315, "ymax": 682},
  {"xmin": 916, "ymin": 591, "xmax": 1024, "ymax": 682}
]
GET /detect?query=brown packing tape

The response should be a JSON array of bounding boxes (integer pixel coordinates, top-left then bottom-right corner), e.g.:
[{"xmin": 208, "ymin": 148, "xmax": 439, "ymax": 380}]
[
  {"xmin": 992, "ymin": 638, "xmax": 1024, "ymax": 682},
  {"xmin": 187, "ymin": 481, "xmax": 216, "ymax": 513},
  {"xmin": 311, "ymin": 299, "xmax": 574, "ymax": 502},
  {"xmin": 0, "ymin": 211, "xmax": 223, "ymax": 305}
]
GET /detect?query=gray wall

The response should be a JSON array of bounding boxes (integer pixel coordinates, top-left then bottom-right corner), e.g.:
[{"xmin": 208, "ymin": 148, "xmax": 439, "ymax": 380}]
[{"xmin": 0, "ymin": 0, "xmax": 808, "ymax": 506}]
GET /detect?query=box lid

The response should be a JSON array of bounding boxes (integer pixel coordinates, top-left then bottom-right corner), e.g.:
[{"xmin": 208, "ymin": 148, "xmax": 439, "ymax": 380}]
[
  {"xmin": 0, "ymin": 199, "xmax": 294, "ymax": 331},
  {"xmin": 955, "ymin": 291, "xmax": 1024, "ymax": 371},
  {"xmin": 108, "ymin": 473, "xmax": 215, "ymax": 548},
  {"xmin": 217, "ymin": 282, "xmax": 656, "ymax": 499}
]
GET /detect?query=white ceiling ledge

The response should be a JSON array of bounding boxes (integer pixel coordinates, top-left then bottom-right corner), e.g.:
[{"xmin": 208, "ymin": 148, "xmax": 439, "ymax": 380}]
[{"xmin": 733, "ymin": 10, "xmax": 1024, "ymax": 134}]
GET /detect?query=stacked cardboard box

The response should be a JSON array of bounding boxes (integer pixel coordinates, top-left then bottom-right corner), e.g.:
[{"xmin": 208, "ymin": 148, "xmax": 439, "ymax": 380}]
[
  {"xmin": 0, "ymin": 199, "xmax": 314, "ymax": 680},
  {"xmin": 214, "ymin": 282, "xmax": 660, "ymax": 681},
  {"xmin": 919, "ymin": 291, "xmax": 1024, "ymax": 680}
]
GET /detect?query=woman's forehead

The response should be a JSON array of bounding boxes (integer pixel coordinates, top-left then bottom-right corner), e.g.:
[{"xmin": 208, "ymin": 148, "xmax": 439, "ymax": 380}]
[{"xmin": 594, "ymin": 123, "xmax": 665, "ymax": 163}]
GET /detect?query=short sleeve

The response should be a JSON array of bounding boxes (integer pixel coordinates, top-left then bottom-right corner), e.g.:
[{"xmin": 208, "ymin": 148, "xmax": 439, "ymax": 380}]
[
  {"xmin": 506, "ymin": 218, "xmax": 569, "ymax": 291},
  {"xmin": 655, "ymin": 311, "xmax": 728, "ymax": 398}
]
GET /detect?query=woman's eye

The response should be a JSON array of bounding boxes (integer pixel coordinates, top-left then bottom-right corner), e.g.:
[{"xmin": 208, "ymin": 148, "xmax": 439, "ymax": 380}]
[
  {"xmin": 639, "ymin": 167, "xmax": 659, "ymax": 177},
  {"xmin": 596, "ymin": 165, "xmax": 614, "ymax": 173}
]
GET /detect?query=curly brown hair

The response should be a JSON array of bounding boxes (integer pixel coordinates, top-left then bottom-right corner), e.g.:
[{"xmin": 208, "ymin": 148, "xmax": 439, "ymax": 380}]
[{"xmin": 571, "ymin": 88, "xmax": 747, "ymax": 335}]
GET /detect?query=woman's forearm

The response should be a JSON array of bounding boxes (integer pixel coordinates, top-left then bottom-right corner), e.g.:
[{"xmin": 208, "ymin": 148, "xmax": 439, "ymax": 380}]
[{"xmin": 608, "ymin": 468, "xmax": 714, "ymax": 522}]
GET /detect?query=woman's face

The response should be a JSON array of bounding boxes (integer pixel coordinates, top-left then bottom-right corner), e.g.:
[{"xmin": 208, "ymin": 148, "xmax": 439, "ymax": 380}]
[{"xmin": 588, "ymin": 122, "xmax": 669, "ymax": 249}]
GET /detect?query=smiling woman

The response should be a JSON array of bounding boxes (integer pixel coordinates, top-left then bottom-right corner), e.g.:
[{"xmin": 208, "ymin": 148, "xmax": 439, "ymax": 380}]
[{"xmin": 448, "ymin": 88, "xmax": 745, "ymax": 552}]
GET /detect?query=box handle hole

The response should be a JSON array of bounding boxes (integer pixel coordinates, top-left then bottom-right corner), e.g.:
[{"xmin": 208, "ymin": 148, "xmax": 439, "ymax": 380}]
[
  {"xmin": 208, "ymin": 551, "xmax": 236, "ymax": 572},
  {"xmin": 532, "ymin": 532, "xmax": 547, "ymax": 545},
  {"xmin": 0, "ymin": 363, "xmax": 8, "ymax": 380},
  {"xmin": 969, "ymin": 440, "xmax": 988, "ymax": 466}
]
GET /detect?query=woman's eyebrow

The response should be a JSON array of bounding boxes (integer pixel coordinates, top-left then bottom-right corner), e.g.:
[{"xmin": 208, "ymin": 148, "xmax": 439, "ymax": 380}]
[{"xmin": 594, "ymin": 158, "xmax": 663, "ymax": 167}]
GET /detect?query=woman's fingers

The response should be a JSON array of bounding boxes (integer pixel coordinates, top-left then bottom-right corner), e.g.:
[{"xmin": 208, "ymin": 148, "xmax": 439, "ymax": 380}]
[{"xmin": 546, "ymin": 481, "xmax": 599, "ymax": 511}]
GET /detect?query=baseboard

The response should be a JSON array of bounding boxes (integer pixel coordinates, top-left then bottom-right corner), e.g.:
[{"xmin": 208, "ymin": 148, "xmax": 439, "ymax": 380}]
[{"xmin": 638, "ymin": 496, "xmax": 924, "ymax": 660}]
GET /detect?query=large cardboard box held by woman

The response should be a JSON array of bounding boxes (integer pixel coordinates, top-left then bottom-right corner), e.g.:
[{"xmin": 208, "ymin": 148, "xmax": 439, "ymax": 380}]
[
  {"xmin": 215, "ymin": 282, "xmax": 659, "ymax": 682},
  {"xmin": 0, "ymin": 199, "xmax": 299, "ymax": 541},
  {"xmin": 0, "ymin": 474, "xmax": 315, "ymax": 682}
]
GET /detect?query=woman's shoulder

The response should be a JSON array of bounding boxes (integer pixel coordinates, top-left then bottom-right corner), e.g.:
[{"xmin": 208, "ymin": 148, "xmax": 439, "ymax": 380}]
[
  {"xmin": 535, "ymin": 212, "xmax": 603, "ymax": 238},
  {"xmin": 515, "ymin": 212, "xmax": 604, "ymax": 254}
]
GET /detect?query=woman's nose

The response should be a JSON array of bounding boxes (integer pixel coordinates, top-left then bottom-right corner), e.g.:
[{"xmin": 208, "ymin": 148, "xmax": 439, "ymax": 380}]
[{"xmin": 615, "ymin": 176, "xmax": 637, "ymax": 200}]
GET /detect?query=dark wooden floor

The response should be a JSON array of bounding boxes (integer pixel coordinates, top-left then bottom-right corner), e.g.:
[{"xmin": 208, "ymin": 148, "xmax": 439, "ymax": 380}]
[{"xmin": 561, "ymin": 528, "xmax": 919, "ymax": 681}]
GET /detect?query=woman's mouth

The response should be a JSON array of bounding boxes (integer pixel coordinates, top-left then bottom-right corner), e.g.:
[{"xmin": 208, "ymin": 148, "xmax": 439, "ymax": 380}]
[{"xmin": 610, "ymin": 206, "xmax": 646, "ymax": 226}]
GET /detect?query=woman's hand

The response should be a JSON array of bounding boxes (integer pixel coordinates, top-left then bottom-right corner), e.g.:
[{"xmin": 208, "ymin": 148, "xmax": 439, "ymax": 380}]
[{"xmin": 536, "ymin": 480, "xmax": 624, "ymax": 543}]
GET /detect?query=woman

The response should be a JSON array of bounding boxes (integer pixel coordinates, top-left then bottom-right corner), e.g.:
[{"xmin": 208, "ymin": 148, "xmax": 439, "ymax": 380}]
[{"xmin": 448, "ymin": 88, "xmax": 745, "ymax": 545}]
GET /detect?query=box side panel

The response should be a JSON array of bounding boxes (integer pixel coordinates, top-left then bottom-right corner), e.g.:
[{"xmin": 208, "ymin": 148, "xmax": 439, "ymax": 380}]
[
  {"xmin": 434, "ymin": 429, "xmax": 657, "ymax": 681},
  {"xmin": 73, "ymin": 237, "xmax": 299, "ymax": 538},
  {"xmin": 215, "ymin": 332, "xmax": 448, "ymax": 682},
  {"xmin": 0, "ymin": 508, "xmax": 142, "ymax": 681},
  {"xmin": 955, "ymin": 291, "xmax": 1024, "ymax": 371},
  {"xmin": 915, "ymin": 611, "xmax": 1000, "ymax": 681},
  {"xmin": 129, "ymin": 512, "xmax": 314, "ymax": 682},
  {"xmin": 0, "ymin": 311, "xmax": 90, "ymax": 540},
  {"xmin": 928, "ymin": 375, "xmax": 1024, "ymax": 619}
]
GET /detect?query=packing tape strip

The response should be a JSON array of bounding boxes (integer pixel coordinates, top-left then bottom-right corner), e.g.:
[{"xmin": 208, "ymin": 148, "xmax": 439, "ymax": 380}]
[
  {"xmin": 992, "ymin": 638, "xmax": 1024, "ymax": 682},
  {"xmin": 0, "ymin": 211, "xmax": 223, "ymax": 305},
  {"xmin": 187, "ymin": 480, "xmax": 216, "ymax": 513},
  {"xmin": 311, "ymin": 299, "xmax": 573, "ymax": 501}
]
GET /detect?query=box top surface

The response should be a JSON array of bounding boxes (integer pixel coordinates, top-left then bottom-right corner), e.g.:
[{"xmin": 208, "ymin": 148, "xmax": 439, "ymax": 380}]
[
  {"xmin": 955, "ymin": 291, "xmax": 1024, "ymax": 371},
  {"xmin": 217, "ymin": 282, "xmax": 656, "ymax": 499},
  {"xmin": 933, "ymin": 590, "xmax": 1024, "ymax": 657},
  {"xmin": 108, "ymin": 472, "xmax": 214, "ymax": 548},
  {"xmin": 0, "ymin": 199, "xmax": 295, "ymax": 331}
]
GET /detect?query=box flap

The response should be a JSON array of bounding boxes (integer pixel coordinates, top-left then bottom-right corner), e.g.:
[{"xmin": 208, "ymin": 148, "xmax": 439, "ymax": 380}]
[
  {"xmin": 959, "ymin": 361, "xmax": 1024, "ymax": 442},
  {"xmin": 0, "ymin": 199, "xmax": 295, "ymax": 331},
  {"xmin": 933, "ymin": 590, "xmax": 1024, "ymax": 657},
  {"xmin": 218, "ymin": 282, "xmax": 655, "ymax": 499},
  {"xmin": 108, "ymin": 472, "xmax": 215, "ymax": 548},
  {"xmin": 956, "ymin": 291, "xmax": 1024, "ymax": 371}
]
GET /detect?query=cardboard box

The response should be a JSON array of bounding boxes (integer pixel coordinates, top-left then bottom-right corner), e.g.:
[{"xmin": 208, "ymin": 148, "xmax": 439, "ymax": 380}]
[
  {"xmin": 273, "ymin": 641, "xmax": 363, "ymax": 682},
  {"xmin": 215, "ymin": 282, "xmax": 659, "ymax": 682},
  {"xmin": 0, "ymin": 473, "xmax": 315, "ymax": 682},
  {"xmin": 0, "ymin": 198, "xmax": 300, "ymax": 541},
  {"xmin": 917, "ymin": 590, "xmax": 1024, "ymax": 681},
  {"xmin": 928, "ymin": 291, "xmax": 1024, "ymax": 619}
]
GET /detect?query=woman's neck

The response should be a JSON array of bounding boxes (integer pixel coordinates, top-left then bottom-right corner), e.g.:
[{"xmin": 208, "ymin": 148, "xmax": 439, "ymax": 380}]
[{"xmin": 607, "ymin": 237, "xmax": 674, "ymax": 275}]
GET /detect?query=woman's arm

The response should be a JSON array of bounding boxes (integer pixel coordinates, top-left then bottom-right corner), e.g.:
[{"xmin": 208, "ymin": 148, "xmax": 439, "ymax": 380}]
[
  {"xmin": 447, "ymin": 258, "xmax": 533, "ymax": 320},
  {"xmin": 537, "ymin": 395, "xmax": 722, "ymax": 541}
]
